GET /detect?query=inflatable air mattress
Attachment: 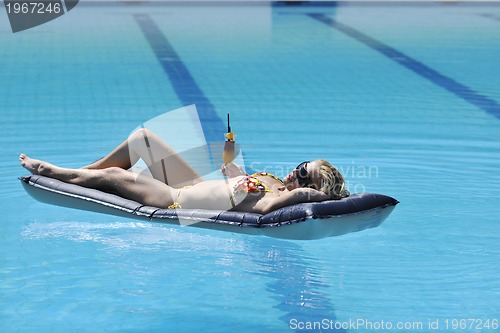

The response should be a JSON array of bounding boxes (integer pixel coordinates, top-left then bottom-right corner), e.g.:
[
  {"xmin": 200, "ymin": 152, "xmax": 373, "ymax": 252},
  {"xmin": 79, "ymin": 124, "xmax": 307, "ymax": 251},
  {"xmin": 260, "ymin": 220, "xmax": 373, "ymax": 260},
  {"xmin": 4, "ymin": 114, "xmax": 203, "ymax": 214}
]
[{"xmin": 20, "ymin": 175, "xmax": 398, "ymax": 240}]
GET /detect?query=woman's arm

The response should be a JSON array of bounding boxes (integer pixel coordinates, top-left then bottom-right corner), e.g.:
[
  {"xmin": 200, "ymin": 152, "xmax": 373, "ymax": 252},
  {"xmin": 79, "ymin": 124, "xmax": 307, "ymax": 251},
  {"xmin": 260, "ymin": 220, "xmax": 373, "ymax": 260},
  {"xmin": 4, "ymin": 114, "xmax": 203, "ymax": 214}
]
[{"xmin": 261, "ymin": 188, "xmax": 330, "ymax": 214}]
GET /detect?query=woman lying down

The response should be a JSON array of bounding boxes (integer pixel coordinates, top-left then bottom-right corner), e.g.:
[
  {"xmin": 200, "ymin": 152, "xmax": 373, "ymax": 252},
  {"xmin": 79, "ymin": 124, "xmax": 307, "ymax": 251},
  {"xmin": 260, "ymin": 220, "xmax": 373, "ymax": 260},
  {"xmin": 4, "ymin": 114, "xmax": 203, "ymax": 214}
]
[{"xmin": 20, "ymin": 128, "xmax": 349, "ymax": 214}]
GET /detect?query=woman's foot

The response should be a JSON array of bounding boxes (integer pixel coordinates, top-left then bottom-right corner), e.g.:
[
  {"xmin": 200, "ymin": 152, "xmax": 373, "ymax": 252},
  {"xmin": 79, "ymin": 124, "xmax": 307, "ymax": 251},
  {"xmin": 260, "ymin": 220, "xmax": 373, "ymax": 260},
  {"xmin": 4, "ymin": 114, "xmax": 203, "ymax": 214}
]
[{"xmin": 19, "ymin": 154, "xmax": 43, "ymax": 175}]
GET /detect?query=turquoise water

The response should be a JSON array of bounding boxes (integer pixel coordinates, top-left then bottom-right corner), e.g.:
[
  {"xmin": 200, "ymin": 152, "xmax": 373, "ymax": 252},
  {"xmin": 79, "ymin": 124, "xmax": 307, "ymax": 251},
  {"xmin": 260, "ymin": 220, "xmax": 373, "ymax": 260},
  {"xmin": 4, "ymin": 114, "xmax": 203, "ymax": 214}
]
[{"xmin": 1, "ymin": 2, "xmax": 500, "ymax": 332}]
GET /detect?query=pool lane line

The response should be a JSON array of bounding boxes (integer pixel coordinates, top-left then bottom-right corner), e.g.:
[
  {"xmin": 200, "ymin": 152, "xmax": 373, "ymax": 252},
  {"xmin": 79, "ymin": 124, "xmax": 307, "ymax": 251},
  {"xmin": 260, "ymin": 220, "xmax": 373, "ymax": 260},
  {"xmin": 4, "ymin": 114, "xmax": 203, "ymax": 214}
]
[
  {"xmin": 308, "ymin": 13, "xmax": 500, "ymax": 120},
  {"xmin": 133, "ymin": 13, "xmax": 224, "ymax": 143}
]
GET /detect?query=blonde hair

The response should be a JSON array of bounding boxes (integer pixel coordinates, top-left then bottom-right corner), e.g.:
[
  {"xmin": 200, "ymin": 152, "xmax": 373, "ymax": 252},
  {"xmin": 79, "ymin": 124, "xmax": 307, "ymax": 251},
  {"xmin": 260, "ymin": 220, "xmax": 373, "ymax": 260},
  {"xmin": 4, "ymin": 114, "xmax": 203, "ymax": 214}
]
[{"xmin": 314, "ymin": 160, "xmax": 349, "ymax": 199}]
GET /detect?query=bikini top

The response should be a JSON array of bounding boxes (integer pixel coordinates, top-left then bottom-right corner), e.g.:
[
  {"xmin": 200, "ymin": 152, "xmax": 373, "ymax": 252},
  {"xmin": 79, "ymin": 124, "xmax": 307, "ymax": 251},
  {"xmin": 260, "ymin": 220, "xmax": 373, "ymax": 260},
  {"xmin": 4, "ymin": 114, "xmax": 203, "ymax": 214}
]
[{"xmin": 233, "ymin": 172, "xmax": 284, "ymax": 194}]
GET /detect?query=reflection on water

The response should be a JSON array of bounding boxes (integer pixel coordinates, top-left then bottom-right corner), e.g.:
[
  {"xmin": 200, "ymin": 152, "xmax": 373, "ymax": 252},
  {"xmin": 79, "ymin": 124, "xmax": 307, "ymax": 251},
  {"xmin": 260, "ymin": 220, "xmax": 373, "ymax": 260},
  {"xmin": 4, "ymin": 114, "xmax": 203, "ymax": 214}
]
[
  {"xmin": 21, "ymin": 220, "xmax": 343, "ymax": 332},
  {"xmin": 250, "ymin": 238, "xmax": 345, "ymax": 333}
]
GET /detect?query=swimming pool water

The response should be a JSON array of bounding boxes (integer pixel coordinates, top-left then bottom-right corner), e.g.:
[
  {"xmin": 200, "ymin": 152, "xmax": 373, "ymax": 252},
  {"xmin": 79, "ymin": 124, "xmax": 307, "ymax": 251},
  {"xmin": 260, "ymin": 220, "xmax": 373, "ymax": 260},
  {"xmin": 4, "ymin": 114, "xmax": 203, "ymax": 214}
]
[{"xmin": 1, "ymin": 2, "xmax": 499, "ymax": 332}]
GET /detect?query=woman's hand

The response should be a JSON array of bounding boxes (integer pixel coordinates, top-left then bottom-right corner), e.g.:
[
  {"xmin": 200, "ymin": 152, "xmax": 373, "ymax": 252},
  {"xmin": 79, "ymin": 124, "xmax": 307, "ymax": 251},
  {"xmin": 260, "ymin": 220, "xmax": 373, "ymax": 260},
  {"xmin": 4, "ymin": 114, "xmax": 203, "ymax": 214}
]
[{"xmin": 220, "ymin": 163, "xmax": 247, "ymax": 178}]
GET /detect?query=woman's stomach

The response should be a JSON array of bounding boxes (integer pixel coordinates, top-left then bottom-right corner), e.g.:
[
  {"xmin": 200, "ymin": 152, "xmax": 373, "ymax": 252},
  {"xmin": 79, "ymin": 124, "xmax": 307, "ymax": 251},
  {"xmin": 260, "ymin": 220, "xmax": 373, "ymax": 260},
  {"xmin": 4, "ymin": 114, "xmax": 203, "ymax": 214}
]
[{"xmin": 178, "ymin": 178, "xmax": 241, "ymax": 211}]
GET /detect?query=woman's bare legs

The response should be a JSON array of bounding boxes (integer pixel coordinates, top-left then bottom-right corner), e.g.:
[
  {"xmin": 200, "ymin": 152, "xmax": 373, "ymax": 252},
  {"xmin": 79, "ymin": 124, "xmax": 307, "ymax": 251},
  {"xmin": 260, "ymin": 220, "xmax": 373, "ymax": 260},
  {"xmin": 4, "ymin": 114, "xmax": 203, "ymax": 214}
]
[
  {"xmin": 20, "ymin": 154, "xmax": 175, "ymax": 208},
  {"xmin": 82, "ymin": 128, "xmax": 203, "ymax": 187}
]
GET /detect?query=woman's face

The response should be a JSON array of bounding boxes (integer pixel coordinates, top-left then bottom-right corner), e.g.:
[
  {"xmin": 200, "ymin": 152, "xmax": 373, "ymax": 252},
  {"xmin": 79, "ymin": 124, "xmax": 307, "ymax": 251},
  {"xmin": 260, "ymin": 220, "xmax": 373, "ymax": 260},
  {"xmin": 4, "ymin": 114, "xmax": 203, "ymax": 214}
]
[{"xmin": 283, "ymin": 160, "xmax": 321, "ymax": 190}]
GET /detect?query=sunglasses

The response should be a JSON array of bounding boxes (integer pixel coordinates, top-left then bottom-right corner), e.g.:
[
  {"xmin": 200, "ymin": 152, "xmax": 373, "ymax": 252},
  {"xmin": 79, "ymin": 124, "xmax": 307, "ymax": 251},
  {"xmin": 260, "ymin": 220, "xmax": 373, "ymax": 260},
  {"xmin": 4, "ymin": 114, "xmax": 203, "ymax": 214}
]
[{"xmin": 295, "ymin": 161, "xmax": 311, "ymax": 187}]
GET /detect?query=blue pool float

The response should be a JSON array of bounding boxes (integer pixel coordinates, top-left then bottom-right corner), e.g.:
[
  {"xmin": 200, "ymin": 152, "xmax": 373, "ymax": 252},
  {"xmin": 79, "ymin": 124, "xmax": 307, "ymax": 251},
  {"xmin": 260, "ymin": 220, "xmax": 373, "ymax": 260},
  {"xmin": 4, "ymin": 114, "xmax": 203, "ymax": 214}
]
[{"xmin": 20, "ymin": 175, "xmax": 398, "ymax": 240}]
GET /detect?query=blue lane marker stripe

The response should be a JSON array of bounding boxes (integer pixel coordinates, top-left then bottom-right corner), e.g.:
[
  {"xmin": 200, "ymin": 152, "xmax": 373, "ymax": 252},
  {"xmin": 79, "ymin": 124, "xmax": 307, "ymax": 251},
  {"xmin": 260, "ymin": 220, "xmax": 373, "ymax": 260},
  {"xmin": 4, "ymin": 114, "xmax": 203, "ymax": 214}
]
[
  {"xmin": 133, "ymin": 14, "xmax": 225, "ymax": 143},
  {"xmin": 308, "ymin": 13, "xmax": 500, "ymax": 120}
]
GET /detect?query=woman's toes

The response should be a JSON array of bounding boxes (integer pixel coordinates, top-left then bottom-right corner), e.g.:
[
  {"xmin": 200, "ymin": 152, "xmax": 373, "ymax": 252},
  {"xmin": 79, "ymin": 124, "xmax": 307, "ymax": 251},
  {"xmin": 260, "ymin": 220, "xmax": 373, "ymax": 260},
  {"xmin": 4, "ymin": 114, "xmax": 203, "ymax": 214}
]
[{"xmin": 19, "ymin": 154, "xmax": 42, "ymax": 175}]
